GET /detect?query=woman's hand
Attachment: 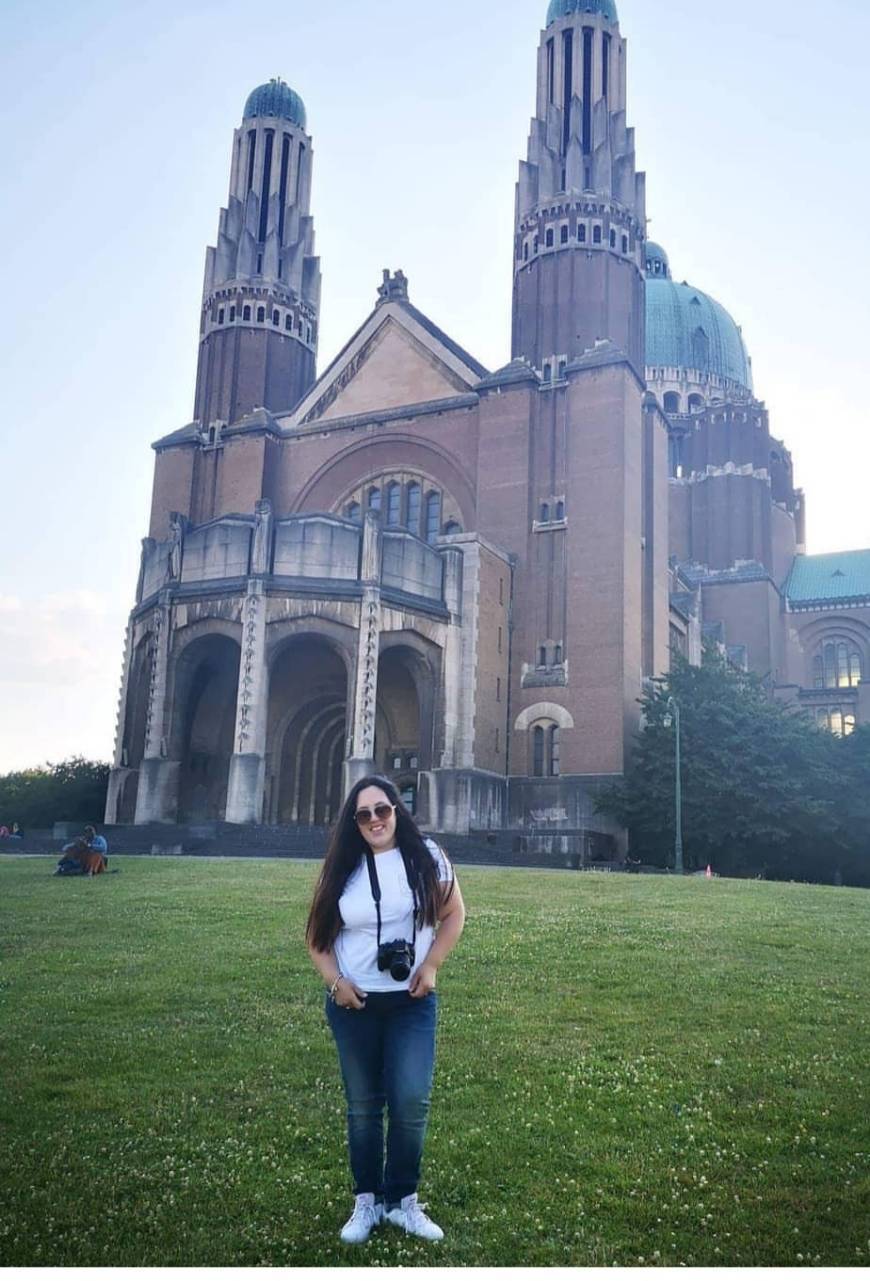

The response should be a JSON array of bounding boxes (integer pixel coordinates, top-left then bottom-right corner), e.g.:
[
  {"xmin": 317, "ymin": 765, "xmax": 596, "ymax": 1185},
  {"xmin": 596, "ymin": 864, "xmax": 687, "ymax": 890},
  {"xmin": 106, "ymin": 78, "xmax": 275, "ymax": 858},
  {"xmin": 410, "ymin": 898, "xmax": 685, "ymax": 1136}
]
[
  {"xmin": 409, "ymin": 963, "xmax": 437, "ymax": 998},
  {"xmin": 335, "ymin": 977, "xmax": 367, "ymax": 1010}
]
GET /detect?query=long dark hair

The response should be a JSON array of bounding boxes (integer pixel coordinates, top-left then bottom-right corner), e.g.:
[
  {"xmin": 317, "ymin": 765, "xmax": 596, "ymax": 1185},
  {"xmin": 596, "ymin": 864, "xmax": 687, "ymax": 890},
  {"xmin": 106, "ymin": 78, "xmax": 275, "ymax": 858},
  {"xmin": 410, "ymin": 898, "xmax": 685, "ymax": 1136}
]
[{"xmin": 305, "ymin": 775, "xmax": 453, "ymax": 953}]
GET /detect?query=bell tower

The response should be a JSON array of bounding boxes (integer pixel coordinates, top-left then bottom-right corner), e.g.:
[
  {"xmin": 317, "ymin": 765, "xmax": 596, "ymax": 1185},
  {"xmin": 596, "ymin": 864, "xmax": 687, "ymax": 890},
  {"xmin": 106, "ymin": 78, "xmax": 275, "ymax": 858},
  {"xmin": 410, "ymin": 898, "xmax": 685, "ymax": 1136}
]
[
  {"xmin": 512, "ymin": 0, "xmax": 646, "ymax": 375},
  {"xmin": 193, "ymin": 79, "xmax": 321, "ymax": 428}
]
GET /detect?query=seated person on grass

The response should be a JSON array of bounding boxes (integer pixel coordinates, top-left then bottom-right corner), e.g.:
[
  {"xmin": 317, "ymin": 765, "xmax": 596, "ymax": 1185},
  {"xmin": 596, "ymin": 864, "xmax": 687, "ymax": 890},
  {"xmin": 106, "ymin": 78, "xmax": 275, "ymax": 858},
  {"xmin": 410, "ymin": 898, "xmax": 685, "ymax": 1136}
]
[{"xmin": 56, "ymin": 825, "xmax": 109, "ymax": 876}]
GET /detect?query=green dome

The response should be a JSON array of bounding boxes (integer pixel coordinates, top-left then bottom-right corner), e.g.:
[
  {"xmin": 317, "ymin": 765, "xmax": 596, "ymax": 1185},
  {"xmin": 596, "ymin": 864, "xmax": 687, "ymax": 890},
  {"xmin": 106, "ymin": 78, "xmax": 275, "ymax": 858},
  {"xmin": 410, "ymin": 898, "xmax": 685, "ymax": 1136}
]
[
  {"xmin": 646, "ymin": 277, "xmax": 753, "ymax": 393},
  {"xmin": 243, "ymin": 79, "xmax": 307, "ymax": 130},
  {"xmin": 547, "ymin": 0, "xmax": 618, "ymax": 25}
]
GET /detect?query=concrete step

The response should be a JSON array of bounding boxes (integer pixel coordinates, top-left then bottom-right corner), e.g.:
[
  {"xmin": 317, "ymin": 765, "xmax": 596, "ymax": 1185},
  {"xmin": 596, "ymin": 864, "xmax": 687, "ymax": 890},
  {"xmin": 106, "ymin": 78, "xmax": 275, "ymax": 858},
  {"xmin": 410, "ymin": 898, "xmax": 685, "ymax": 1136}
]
[{"xmin": 3, "ymin": 824, "xmax": 624, "ymax": 872}]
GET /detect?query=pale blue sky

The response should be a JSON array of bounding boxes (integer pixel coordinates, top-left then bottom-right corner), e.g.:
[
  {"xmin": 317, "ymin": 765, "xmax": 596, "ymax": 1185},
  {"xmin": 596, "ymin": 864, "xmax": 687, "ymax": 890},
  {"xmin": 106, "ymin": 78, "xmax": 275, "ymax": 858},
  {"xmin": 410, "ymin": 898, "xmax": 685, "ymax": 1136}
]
[{"xmin": 1, "ymin": 0, "xmax": 868, "ymax": 772}]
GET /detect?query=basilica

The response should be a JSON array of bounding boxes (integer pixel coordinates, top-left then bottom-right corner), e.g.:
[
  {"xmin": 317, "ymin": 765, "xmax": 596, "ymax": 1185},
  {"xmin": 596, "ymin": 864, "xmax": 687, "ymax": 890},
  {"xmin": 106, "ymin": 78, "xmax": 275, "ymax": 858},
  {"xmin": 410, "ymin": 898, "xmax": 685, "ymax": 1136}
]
[{"xmin": 105, "ymin": 0, "xmax": 870, "ymax": 845}]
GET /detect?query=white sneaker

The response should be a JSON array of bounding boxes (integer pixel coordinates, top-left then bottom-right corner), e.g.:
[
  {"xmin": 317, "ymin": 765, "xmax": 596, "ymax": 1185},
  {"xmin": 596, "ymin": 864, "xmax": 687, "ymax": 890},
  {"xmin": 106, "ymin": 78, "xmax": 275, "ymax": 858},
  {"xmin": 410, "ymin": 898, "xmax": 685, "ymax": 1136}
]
[
  {"xmin": 386, "ymin": 1194, "xmax": 444, "ymax": 1242},
  {"xmin": 339, "ymin": 1193, "xmax": 383, "ymax": 1245}
]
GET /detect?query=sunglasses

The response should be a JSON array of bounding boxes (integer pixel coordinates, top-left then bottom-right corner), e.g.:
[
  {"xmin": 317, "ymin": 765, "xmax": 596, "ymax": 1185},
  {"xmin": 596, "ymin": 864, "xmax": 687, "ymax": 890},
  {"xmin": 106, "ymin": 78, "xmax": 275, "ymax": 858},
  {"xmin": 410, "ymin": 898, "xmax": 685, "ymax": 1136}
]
[{"xmin": 354, "ymin": 802, "xmax": 396, "ymax": 826}]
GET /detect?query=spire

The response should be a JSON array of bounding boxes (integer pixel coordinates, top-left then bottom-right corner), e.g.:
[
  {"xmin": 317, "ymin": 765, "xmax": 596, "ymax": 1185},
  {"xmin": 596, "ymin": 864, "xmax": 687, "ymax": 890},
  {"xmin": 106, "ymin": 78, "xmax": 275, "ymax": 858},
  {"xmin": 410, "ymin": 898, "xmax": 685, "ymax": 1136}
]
[
  {"xmin": 511, "ymin": 6, "xmax": 646, "ymax": 373},
  {"xmin": 193, "ymin": 82, "xmax": 322, "ymax": 428}
]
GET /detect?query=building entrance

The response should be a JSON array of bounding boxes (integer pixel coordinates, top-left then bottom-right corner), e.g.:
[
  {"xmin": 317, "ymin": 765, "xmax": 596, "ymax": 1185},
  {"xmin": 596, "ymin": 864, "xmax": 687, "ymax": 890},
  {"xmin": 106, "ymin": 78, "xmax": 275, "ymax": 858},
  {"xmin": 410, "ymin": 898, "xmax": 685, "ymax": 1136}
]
[{"xmin": 267, "ymin": 637, "xmax": 349, "ymax": 826}]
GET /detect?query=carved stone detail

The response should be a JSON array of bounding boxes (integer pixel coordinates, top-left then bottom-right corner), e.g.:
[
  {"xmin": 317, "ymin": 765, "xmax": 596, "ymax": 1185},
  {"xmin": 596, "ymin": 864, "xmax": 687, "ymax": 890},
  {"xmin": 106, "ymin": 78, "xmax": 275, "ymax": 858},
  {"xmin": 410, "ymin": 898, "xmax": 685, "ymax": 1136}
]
[{"xmin": 237, "ymin": 592, "xmax": 260, "ymax": 753}]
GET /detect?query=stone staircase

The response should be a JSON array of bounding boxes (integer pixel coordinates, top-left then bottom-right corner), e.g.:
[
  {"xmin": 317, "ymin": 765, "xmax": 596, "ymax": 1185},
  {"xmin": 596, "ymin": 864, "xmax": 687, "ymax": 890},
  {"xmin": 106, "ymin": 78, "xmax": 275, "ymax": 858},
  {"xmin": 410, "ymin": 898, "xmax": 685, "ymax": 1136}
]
[{"xmin": 5, "ymin": 823, "xmax": 623, "ymax": 871}]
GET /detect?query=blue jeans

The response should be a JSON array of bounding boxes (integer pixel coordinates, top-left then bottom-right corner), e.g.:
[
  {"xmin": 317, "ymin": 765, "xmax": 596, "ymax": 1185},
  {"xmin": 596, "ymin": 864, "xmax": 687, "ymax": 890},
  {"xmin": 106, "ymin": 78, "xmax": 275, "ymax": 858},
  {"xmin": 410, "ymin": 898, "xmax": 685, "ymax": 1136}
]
[{"xmin": 326, "ymin": 990, "xmax": 438, "ymax": 1205}]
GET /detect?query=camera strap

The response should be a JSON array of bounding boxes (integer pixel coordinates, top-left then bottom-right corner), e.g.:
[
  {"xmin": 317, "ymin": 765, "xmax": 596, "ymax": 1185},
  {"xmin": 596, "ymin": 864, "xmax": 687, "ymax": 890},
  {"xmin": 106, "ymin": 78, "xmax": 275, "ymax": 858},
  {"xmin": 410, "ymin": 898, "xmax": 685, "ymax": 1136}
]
[{"xmin": 364, "ymin": 849, "xmax": 417, "ymax": 950}]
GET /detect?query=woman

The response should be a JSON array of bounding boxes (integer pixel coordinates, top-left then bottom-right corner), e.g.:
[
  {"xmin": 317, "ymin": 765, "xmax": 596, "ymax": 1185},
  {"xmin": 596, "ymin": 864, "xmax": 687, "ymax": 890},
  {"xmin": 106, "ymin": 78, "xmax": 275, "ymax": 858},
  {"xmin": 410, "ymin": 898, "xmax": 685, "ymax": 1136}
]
[{"xmin": 306, "ymin": 776, "xmax": 465, "ymax": 1246}]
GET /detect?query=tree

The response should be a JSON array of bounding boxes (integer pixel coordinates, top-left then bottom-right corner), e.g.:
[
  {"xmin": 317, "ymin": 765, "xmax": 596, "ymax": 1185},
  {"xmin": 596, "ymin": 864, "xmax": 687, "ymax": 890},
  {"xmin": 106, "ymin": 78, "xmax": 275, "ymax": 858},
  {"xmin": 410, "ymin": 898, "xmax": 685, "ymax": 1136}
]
[
  {"xmin": 0, "ymin": 758, "xmax": 110, "ymax": 831},
  {"xmin": 829, "ymin": 725, "xmax": 870, "ymax": 887},
  {"xmin": 597, "ymin": 650, "xmax": 856, "ymax": 883}
]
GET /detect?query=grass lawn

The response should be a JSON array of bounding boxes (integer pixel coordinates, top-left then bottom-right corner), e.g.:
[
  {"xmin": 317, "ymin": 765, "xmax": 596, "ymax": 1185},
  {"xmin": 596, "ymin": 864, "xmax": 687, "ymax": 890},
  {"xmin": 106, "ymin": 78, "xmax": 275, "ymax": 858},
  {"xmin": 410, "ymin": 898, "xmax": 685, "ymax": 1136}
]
[{"xmin": 1, "ymin": 855, "xmax": 868, "ymax": 1267}]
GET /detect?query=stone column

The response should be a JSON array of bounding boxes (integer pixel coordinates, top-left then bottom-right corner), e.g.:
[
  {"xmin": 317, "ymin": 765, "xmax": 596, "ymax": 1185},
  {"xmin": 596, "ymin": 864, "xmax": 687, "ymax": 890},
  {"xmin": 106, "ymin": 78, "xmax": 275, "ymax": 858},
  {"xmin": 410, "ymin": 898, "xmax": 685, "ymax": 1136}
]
[
  {"xmin": 226, "ymin": 581, "xmax": 269, "ymax": 824},
  {"xmin": 134, "ymin": 593, "xmax": 180, "ymax": 824},
  {"xmin": 104, "ymin": 617, "xmax": 134, "ymax": 824},
  {"xmin": 454, "ymin": 539, "xmax": 481, "ymax": 770},
  {"xmin": 421, "ymin": 538, "xmax": 480, "ymax": 834},
  {"xmin": 343, "ymin": 513, "xmax": 381, "ymax": 794},
  {"xmin": 438, "ymin": 546, "xmax": 464, "ymax": 768}
]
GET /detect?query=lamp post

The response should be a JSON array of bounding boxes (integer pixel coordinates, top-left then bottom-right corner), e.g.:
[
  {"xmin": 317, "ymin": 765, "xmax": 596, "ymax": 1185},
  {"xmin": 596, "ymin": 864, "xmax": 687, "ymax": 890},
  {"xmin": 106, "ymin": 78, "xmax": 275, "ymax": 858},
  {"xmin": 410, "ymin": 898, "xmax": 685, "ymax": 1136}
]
[{"xmin": 662, "ymin": 696, "xmax": 684, "ymax": 874}]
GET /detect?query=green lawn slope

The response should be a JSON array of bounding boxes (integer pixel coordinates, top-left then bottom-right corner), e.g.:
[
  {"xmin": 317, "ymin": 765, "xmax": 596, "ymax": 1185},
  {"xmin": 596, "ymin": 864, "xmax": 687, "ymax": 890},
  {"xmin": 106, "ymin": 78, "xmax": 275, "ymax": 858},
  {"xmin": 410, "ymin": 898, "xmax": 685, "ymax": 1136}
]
[{"xmin": 1, "ymin": 856, "xmax": 868, "ymax": 1267}]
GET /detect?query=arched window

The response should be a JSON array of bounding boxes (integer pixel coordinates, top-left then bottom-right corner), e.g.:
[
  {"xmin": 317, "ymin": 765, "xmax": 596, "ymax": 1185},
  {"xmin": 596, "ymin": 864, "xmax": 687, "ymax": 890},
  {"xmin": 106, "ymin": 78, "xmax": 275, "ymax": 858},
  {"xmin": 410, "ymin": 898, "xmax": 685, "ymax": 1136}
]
[
  {"xmin": 663, "ymin": 392, "xmax": 680, "ymax": 414},
  {"xmin": 531, "ymin": 720, "xmax": 560, "ymax": 776},
  {"xmin": 814, "ymin": 639, "xmax": 862, "ymax": 689},
  {"xmin": 577, "ymin": 223, "xmax": 587, "ymax": 243},
  {"xmin": 285, "ymin": 314, "xmax": 293, "ymax": 331},
  {"xmin": 688, "ymin": 393, "xmax": 704, "ymax": 413},
  {"xmin": 425, "ymin": 491, "xmax": 441, "ymax": 543},
  {"xmin": 243, "ymin": 304, "xmax": 252, "ymax": 321},
  {"xmin": 272, "ymin": 309, "xmax": 280, "ymax": 326},
  {"xmin": 406, "ymin": 482, "xmax": 421, "ymax": 533},
  {"xmin": 816, "ymin": 707, "xmax": 856, "ymax": 737},
  {"xmin": 217, "ymin": 307, "xmax": 225, "ymax": 324},
  {"xmin": 541, "ymin": 502, "xmax": 550, "ymax": 523},
  {"xmin": 386, "ymin": 481, "xmax": 401, "ymax": 525},
  {"xmin": 346, "ymin": 502, "xmax": 361, "ymax": 522},
  {"xmin": 593, "ymin": 225, "xmax": 602, "ymax": 245},
  {"xmin": 555, "ymin": 500, "xmax": 565, "ymax": 521},
  {"xmin": 538, "ymin": 646, "xmax": 548, "ymax": 668},
  {"xmin": 554, "ymin": 644, "xmax": 563, "ymax": 664},
  {"xmin": 256, "ymin": 306, "xmax": 266, "ymax": 323},
  {"xmin": 368, "ymin": 487, "xmax": 381, "ymax": 512}
]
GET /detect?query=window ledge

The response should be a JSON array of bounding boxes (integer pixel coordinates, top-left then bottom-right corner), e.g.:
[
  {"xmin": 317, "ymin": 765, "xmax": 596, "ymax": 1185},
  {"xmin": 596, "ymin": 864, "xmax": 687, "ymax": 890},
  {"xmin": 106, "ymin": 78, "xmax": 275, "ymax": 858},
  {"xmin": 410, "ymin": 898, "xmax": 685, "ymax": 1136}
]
[{"xmin": 522, "ymin": 665, "xmax": 568, "ymax": 689}]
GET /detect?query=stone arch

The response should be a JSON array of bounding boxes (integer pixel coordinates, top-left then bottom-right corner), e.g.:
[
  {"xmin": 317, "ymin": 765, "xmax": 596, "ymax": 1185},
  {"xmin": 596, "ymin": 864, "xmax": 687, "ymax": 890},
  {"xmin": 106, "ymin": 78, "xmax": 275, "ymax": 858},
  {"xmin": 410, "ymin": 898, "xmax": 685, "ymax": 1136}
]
[
  {"xmin": 116, "ymin": 632, "xmax": 156, "ymax": 822},
  {"xmin": 168, "ymin": 631, "xmax": 242, "ymax": 822},
  {"xmin": 293, "ymin": 434, "xmax": 477, "ymax": 533},
  {"xmin": 795, "ymin": 615, "xmax": 870, "ymax": 690},
  {"xmin": 122, "ymin": 634, "xmax": 155, "ymax": 770},
  {"xmin": 514, "ymin": 702, "xmax": 575, "ymax": 732},
  {"xmin": 116, "ymin": 772, "xmax": 140, "ymax": 826},
  {"xmin": 266, "ymin": 633, "xmax": 351, "ymax": 825},
  {"xmin": 266, "ymin": 614, "xmax": 358, "ymax": 671},
  {"xmin": 378, "ymin": 632, "xmax": 441, "ymax": 773}
]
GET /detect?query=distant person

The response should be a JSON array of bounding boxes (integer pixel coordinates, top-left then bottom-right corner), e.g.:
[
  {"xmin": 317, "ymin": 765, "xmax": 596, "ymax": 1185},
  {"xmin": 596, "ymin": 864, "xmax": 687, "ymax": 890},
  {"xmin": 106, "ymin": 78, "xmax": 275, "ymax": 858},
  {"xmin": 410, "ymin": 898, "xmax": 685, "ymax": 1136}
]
[
  {"xmin": 0, "ymin": 825, "xmax": 9, "ymax": 838},
  {"xmin": 10, "ymin": 823, "xmax": 23, "ymax": 840},
  {"xmin": 56, "ymin": 824, "xmax": 109, "ymax": 876}
]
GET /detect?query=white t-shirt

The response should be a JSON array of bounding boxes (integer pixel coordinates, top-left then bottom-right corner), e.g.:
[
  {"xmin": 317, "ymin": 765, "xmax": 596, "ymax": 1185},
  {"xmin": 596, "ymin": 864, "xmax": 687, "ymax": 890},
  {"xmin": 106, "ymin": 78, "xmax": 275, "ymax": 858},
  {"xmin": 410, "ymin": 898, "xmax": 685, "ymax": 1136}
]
[{"xmin": 335, "ymin": 839, "xmax": 452, "ymax": 992}]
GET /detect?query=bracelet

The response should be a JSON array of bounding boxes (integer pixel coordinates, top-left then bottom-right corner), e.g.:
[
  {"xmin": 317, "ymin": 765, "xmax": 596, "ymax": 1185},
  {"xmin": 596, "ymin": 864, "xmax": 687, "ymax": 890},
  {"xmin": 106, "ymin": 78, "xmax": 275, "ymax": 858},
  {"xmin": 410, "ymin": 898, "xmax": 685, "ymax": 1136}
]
[{"xmin": 328, "ymin": 973, "xmax": 344, "ymax": 1002}]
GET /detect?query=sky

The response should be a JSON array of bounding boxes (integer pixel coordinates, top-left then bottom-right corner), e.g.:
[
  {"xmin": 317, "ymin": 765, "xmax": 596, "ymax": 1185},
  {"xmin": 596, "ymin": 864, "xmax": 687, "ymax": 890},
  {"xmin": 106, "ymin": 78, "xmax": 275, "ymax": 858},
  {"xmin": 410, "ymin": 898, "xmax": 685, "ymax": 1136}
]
[{"xmin": 1, "ymin": 0, "xmax": 868, "ymax": 774}]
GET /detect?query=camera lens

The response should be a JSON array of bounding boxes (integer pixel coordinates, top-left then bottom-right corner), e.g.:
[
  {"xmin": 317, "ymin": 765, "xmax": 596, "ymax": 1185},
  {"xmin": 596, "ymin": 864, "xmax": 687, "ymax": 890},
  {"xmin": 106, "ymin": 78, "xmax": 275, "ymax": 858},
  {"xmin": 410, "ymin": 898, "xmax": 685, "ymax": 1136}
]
[{"xmin": 390, "ymin": 955, "xmax": 412, "ymax": 982}]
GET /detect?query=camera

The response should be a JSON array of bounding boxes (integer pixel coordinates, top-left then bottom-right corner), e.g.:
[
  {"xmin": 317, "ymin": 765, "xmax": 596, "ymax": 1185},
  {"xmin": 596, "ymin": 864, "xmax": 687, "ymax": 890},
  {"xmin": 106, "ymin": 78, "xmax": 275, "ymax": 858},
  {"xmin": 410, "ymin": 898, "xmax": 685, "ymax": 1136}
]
[{"xmin": 377, "ymin": 939, "xmax": 416, "ymax": 982}]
